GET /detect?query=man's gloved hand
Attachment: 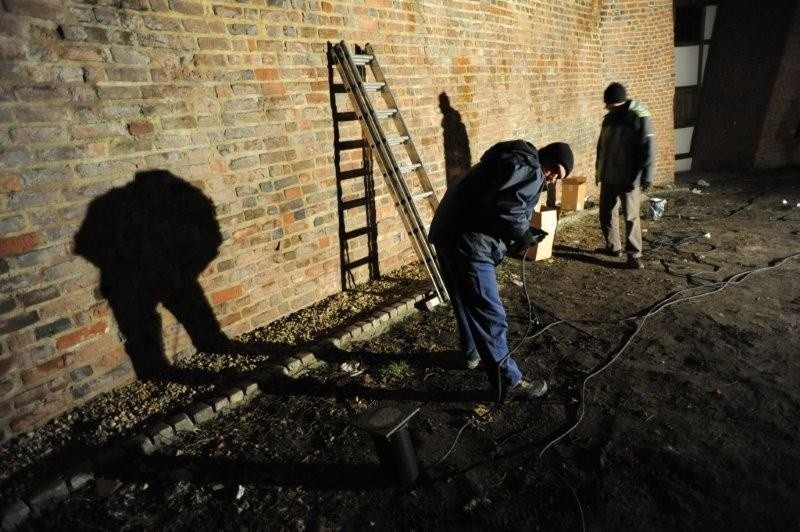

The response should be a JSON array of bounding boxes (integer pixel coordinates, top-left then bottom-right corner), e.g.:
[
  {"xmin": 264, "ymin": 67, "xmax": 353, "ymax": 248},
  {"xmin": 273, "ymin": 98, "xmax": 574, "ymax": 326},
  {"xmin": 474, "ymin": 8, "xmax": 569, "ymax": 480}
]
[{"xmin": 510, "ymin": 228, "xmax": 549, "ymax": 255}]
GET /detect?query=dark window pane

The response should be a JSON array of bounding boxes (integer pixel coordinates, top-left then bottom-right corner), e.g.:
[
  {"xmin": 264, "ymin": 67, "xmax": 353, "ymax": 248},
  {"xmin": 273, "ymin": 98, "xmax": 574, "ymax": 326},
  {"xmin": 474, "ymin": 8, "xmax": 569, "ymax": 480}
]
[{"xmin": 675, "ymin": 6, "xmax": 703, "ymax": 43}]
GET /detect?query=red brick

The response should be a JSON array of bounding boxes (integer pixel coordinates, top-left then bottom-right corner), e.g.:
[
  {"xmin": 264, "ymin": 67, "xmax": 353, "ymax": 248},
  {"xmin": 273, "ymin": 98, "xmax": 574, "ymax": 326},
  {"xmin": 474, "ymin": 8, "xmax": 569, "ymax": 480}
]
[
  {"xmin": 10, "ymin": 397, "xmax": 69, "ymax": 433},
  {"xmin": 0, "ymin": 173, "xmax": 23, "ymax": 193},
  {"xmin": 254, "ymin": 68, "xmax": 279, "ymax": 81},
  {"xmin": 284, "ymin": 186, "xmax": 302, "ymax": 200},
  {"xmin": 13, "ymin": 382, "xmax": 49, "ymax": 408},
  {"xmin": 232, "ymin": 225, "xmax": 258, "ymax": 241},
  {"xmin": 170, "ymin": 0, "xmax": 203, "ymax": 15},
  {"xmin": 21, "ymin": 357, "xmax": 65, "ymax": 386},
  {"xmin": 211, "ymin": 285, "xmax": 243, "ymax": 305},
  {"xmin": 128, "ymin": 120, "xmax": 154, "ymax": 136},
  {"xmin": 4, "ymin": 0, "xmax": 70, "ymax": 21},
  {"xmin": 55, "ymin": 320, "xmax": 108, "ymax": 350},
  {"xmin": 63, "ymin": 335, "xmax": 117, "ymax": 367},
  {"xmin": 0, "ymin": 378, "xmax": 16, "ymax": 400},
  {"xmin": 0, "ymin": 232, "xmax": 39, "ymax": 258}
]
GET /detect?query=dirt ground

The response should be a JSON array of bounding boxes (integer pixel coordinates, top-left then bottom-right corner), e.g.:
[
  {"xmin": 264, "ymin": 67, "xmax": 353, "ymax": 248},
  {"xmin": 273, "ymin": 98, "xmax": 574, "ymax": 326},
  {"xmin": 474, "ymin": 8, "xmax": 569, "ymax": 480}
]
[{"xmin": 8, "ymin": 170, "xmax": 800, "ymax": 531}]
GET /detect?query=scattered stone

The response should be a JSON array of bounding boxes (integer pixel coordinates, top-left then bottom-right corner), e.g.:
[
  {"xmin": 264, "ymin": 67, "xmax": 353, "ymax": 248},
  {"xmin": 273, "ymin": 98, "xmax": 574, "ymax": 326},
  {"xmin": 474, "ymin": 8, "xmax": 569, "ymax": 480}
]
[
  {"xmin": 124, "ymin": 434, "xmax": 156, "ymax": 456},
  {"xmin": 166, "ymin": 412, "xmax": 195, "ymax": 433},
  {"xmin": 225, "ymin": 388, "xmax": 245, "ymax": 406},
  {"xmin": 1, "ymin": 500, "xmax": 30, "ymax": 530},
  {"xmin": 65, "ymin": 462, "xmax": 95, "ymax": 491},
  {"xmin": 297, "ymin": 351, "xmax": 316, "ymax": 366},
  {"xmin": 207, "ymin": 396, "xmax": 230, "ymax": 413},
  {"xmin": 27, "ymin": 478, "xmax": 69, "ymax": 512},
  {"xmin": 146, "ymin": 422, "xmax": 175, "ymax": 446},
  {"xmin": 284, "ymin": 357, "xmax": 303, "ymax": 374},
  {"xmin": 94, "ymin": 478, "xmax": 122, "ymax": 498},
  {"xmin": 325, "ymin": 335, "xmax": 344, "ymax": 347},
  {"xmin": 236, "ymin": 381, "xmax": 259, "ymax": 398}
]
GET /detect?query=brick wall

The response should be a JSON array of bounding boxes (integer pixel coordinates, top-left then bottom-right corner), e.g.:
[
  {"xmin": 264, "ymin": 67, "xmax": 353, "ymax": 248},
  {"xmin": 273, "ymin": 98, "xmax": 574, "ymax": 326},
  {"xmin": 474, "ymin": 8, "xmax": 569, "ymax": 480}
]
[
  {"xmin": 0, "ymin": 0, "xmax": 674, "ymax": 441},
  {"xmin": 754, "ymin": 4, "xmax": 800, "ymax": 169}
]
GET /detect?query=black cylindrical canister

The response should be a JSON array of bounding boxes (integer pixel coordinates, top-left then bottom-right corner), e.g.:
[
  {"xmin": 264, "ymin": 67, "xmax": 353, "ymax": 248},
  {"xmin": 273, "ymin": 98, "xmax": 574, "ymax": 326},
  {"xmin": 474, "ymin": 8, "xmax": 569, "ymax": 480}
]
[{"xmin": 372, "ymin": 424, "xmax": 419, "ymax": 485}]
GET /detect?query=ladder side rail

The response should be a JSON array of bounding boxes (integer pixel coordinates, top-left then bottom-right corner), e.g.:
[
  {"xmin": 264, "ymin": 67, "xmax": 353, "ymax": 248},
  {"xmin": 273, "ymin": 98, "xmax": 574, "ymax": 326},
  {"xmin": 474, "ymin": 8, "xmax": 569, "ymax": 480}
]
[
  {"xmin": 334, "ymin": 45, "xmax": 447, "ymax": 302},
  {"xmin": 333, "ymin": 43, "xmax": 448, "ymax": 302},
  {"xmin": 365, "ymin": 44, "xmax": 441, "ymax": 212},
  {"xmin": 360, "ymin": 44, "xmax": 448, "ymax": 300}
]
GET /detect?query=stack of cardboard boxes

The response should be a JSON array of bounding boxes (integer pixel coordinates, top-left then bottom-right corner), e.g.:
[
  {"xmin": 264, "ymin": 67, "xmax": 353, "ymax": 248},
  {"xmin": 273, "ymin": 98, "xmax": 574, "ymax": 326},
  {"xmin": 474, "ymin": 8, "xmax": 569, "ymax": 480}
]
[{"xmin": 525, "ymin": 176, "xmax": 587, "ymax": 261}]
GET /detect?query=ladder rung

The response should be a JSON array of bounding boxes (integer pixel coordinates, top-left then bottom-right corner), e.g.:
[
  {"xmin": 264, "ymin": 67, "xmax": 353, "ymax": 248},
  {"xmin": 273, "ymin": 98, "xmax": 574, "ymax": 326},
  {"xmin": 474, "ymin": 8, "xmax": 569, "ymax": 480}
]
[
  {"xmin": 335, "ymin": 111, "xmax": 358, "ymax": 121},
  {"xmin": 335, "ymin": 109, "xmax": 395, "ymax": 122},
  {"xmin": 339, "ymin": 168, "xmax": 369, "ymax": 180},
  {"xmin": 344, "ymin": 256, "xmax": 372, "ymax": 270},
  {"xmin": 361, "ymin": 82, "xmax": 385, "ymax": 92},
  {"xmin": 386, "ymin": 135, "xmax": 409, "ymax": 146},
  {"xmin": 412, "ymin": 191, "xmax": 433, "ymax": 202},
  {"xmin": 398, "ymin": 163, "xmax": 421, "ymax": 174},
  {"xmin": 341, "ymin": 197, "xmax": 369, "ymax": 210},
  {"xmin": 343, "ymin": 227, "xmax": 371, "ymax": 240},
  {"xmin": 351, "ymin": 54, "xmax": 374, "ymax": 65},
  {"xmin": 337, "ymin": 139, "xmax": 367, "ymax": 150}
]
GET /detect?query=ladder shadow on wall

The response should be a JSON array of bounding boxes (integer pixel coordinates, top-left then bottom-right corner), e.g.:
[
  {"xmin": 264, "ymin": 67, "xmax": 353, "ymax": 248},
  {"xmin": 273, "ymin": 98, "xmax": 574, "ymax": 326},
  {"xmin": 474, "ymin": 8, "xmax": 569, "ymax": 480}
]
[
  {"xmin": 439, "ymin": 92, "xmax": 472, "ymax": 188},
  {"xmin": 73, "ymin": 169, "xmax": 236, "ymax": 381},
  {"xmin": 328, "ymin": 43, "xmax": 380, "ymax": 291}
]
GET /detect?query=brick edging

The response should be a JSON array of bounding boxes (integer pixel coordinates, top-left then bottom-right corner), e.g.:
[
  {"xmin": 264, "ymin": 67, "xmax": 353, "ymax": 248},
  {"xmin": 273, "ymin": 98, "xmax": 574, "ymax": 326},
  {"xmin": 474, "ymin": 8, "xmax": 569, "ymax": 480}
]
[{"xmin": 1, "ymin": 293, "xmax": 426, "ymax": 530}]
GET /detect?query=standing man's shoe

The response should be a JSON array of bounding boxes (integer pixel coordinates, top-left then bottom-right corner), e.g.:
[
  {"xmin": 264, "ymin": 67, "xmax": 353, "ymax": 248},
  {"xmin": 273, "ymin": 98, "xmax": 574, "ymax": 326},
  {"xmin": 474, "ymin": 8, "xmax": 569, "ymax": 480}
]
[
  {"xmin": 626, "ymin": 256, "xmax": 643, "ymax": 269},
  {"xmin": 596, "ymin": 246, "xmax": 622, "ymax": 257}
]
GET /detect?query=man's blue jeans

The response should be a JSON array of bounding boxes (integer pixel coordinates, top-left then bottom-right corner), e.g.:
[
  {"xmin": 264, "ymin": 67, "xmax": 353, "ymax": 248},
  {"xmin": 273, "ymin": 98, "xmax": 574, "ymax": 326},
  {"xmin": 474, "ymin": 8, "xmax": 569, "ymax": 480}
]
[{"xmin": 436, "ymin": 247, "xmax": 523, "ymax": 388}]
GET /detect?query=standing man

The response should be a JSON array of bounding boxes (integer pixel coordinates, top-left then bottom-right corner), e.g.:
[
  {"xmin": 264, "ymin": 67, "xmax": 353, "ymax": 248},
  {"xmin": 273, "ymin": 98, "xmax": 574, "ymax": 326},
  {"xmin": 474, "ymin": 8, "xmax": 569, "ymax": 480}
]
[
  {"xmin": 596, "ymin": 82, "xmax": 655, "ymax": 269},
  {"xmin": 429, "ymin": 140, "xmax": 574, "ymax": 401}
]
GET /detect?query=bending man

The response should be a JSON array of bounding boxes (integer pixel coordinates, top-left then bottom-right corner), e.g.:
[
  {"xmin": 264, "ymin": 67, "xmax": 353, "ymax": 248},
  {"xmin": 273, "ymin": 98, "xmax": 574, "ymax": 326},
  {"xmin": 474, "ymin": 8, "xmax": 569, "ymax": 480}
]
[{"xmin": 429, "ymin": 140, "xmax": 573, "ymax": 401}]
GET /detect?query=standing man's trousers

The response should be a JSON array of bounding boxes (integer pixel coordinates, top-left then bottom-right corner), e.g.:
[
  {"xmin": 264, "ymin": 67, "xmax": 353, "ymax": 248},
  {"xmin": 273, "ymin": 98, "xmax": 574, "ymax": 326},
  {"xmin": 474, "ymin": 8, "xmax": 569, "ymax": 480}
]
[{"xmin": 599, "ymin": 183, "xmax": 642, "ymax": 258}]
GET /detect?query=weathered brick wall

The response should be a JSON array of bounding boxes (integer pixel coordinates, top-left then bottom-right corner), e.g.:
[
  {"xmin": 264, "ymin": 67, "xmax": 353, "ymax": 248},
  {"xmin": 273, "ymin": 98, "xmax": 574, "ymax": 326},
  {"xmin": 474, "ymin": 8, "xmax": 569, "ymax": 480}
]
[
  {"xmin": 0, "ymin": 0, "xmax": 674, "ymax": 441},
  {"xmin": 754, "ymin": 4, "xmax": 800, "ymax": 169},
  {"xmin": 600, "ymin": 0, "xmax": 674, "ymax": 182}
]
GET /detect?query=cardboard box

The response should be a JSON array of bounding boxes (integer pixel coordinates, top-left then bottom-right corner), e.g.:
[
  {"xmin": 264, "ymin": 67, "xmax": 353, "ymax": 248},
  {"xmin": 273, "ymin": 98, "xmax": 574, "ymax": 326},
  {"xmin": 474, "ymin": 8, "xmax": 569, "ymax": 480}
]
[
  {"xmin": 525, "ymin": 207, "xmax": 558, "ymax": 261},
  {"xmin": 534, "ymin": 182, "xmax": 558, "ymax": 212},
  {"xmin": 560, "ymin": 176, "xmax": 587, "ymax": 211}
]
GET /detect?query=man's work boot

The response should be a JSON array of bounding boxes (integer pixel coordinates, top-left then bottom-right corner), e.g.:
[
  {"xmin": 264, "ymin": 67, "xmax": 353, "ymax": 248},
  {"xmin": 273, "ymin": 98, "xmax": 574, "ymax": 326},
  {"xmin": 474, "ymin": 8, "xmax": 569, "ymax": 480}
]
[
  {"xmin": 597, "ymin": 246, "xmax": 622, "ymax": 257},
  {"xmin": 505, "ymin": 379, "xmax": 548, "ymax": 400},
  {"xmin": 626, "ymin": 255, "xmax": 644, "ymax": 269}
]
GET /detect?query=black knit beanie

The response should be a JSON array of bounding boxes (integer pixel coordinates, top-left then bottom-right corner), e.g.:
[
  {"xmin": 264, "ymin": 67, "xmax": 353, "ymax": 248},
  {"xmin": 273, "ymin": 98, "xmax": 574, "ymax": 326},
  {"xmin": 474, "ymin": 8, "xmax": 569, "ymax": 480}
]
[
  {"xmin": 538, "ymin": 142, "xmax": 574, "ymax": 177},
  {"xmin": 603, "ymin": 82, "xmax": 627, "ymax": 104}
]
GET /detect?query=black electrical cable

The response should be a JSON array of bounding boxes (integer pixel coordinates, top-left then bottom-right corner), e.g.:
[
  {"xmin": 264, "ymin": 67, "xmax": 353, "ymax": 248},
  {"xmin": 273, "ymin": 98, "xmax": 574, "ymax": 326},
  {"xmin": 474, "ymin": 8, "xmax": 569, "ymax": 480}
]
[
  {"xmin": 427, "ymin": 246, "xmax": 800, "ymax": 530},
  {"xmin": 532, "ymin": 250, "xmax": 800, "ymax": 459}
]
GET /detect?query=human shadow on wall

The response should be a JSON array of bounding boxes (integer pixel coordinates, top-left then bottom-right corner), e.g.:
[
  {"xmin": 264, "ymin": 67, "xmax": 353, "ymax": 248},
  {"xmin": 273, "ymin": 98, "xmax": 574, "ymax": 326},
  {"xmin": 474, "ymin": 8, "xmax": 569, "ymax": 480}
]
[
  {"xmin": 777, "ymin": 98, "xmax": 800, "ymax": 164},
  {"xmin": 74, "ymin": 170, "xmax": 231, "ymax": 380},
  {"xmin": 439, "ymin": 92, "xmax": 472, "ymax": 187}
]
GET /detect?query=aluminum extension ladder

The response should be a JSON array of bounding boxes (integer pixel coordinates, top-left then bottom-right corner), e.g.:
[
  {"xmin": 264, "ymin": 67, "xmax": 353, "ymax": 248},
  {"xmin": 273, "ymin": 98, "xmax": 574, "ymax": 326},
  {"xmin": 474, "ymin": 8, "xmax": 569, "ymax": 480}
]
[{"xmin": 330, "ymin": 41, "xmax": 448, "ymax": 306}]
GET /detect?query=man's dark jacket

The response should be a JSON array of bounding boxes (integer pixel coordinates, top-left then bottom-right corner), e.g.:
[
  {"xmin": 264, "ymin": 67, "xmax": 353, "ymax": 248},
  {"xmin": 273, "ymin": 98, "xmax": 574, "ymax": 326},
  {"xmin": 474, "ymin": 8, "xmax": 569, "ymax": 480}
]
[
  {"xmin": 428, "ymin": 140, "xmax": 544, "ymax": 264},
  {"xmin": 596, "ymin": 100, "xmax": 655, "ymax": 188}
]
